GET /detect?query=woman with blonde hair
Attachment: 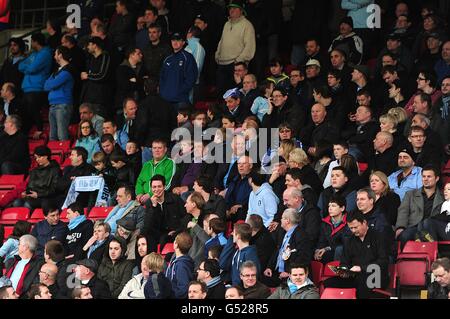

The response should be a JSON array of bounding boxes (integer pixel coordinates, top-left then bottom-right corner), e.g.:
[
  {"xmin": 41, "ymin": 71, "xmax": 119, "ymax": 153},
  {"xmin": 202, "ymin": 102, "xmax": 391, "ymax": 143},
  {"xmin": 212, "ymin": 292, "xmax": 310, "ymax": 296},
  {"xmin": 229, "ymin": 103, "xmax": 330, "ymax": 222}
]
[
  {"xmin": 380, "ymin": 112, "xmax": 407, "ymax": 150},
  {"xmin": 388, "ymin": 107, "xmax": 408, "ymax": 137},
  {"xmin": 370, "ymin": 171, "xmax": 401, "ymax": 226},
  {"xmin": 288, "ymin": 148, "xmax": 323, "ymax": 195}
]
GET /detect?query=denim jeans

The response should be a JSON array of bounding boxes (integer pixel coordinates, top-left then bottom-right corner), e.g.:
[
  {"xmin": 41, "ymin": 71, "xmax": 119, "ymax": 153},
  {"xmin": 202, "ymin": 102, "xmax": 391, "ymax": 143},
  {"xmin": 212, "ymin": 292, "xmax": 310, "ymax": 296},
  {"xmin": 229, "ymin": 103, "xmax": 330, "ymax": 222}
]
[{"xmin": 49, "ymin": 104, "xmax": 72, "ymax": 141}]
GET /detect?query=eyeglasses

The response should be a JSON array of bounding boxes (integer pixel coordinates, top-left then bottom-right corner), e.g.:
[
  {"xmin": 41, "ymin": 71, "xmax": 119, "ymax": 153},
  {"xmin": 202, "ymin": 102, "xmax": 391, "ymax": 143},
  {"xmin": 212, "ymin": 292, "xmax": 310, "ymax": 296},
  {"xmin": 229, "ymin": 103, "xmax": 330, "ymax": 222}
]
[
  {"xmin": 81, "ymin": 126, "xmax": 90, "ymax": 129},
  {"xmin": 279, "ymin": 129, "xmax": 291, "ymax": 133},
  {"xmin": 417, "ymin": 77, "xmax": 426, "ymax": 81},
  {"xmin": 240, "ymin": 273, "xmax": 257, "ymax": 278}
]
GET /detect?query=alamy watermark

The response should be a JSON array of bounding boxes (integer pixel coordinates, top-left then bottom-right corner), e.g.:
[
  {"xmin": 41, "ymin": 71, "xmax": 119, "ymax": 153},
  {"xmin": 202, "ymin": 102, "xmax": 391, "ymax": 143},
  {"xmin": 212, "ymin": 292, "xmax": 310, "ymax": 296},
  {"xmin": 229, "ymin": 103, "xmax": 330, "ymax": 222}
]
[
  {"xmin": 366, "ymin": 4, "xmax": 381, "ymax": 29},
  {"xmin": 66, "ymin": 4, "xmax": 81, "ymax": 29}
]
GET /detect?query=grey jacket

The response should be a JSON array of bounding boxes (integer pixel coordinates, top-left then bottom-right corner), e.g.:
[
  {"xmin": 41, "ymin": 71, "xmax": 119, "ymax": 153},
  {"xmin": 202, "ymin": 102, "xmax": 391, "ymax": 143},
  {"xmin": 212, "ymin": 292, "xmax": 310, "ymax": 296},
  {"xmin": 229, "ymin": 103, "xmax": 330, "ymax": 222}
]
[
  {"xmin": 268, "ymin": 279, "xmax": 319, "ymax": 299},
  {"xmin": 396, "ymin": 188, "xmax": 444, "ymax": 229},
  {"xmin": 188, "ymin": 224, "xmax": 210, "ymax": 268}
]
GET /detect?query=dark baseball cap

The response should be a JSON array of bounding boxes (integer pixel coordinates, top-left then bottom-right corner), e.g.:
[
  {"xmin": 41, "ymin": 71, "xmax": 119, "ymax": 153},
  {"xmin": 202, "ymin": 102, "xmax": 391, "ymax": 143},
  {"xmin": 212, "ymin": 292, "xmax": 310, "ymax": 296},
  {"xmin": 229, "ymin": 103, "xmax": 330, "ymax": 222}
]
[
  {"xmin": 171, "ymin": 32, "xmax": 185, "ymax": 41},
  {"xmin": 195, "ymin": 14, "xmax": 207, "ymax": 24},
  {"xmin": 76, "ymin": 259, "xmax": 98, "ymax": 272}
]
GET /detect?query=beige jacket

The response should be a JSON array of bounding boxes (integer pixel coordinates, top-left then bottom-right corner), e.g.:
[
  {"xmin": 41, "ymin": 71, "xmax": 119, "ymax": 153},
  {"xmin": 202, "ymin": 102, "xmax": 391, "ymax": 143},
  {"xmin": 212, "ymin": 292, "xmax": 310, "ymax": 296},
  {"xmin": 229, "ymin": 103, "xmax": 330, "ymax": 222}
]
[{"xmin": 215, "ymin": 15, "xmax": 256, "ymax": 65}]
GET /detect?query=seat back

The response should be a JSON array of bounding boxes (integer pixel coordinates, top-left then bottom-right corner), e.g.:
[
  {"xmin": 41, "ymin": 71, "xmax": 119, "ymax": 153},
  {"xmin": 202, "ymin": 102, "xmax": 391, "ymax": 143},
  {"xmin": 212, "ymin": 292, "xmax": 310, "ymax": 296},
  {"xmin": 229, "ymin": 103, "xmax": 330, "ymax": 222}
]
[
  {"xmin": 310, "ymin": 261, "xmax": 324, "ymax": 286},
  {"xmin": 0, "ymin": 175, "xmax": 25, "ymax": 190},
  {"xmin": 161, "ymin": 243, "xmax": 175, "ymax": 257},
  {"xmin": 322, "ymin": 261, "xmax": 340, "ymax": 279},
  {"xmin": 320, "ymin": 288, "xmax": 357, "ymax": 299},
  {"xmin": 28, "ymin": 208, "xmax": 45, "ymax": 223},
  {"xmin": 0, "ymin": 207, "xmax": 30, "ymax": 224},
  {"xmin": 401, "ymin": 241, "xmax": 438, "ymax": 264},
  {"xmin": 2, "ymin": 226, "xmax": 14, "ymax": 242},
  {"xmin": 396, "ymin": 258, "xmax": 428, "ymax": 287},
  {"xmin": 88, "ymin": 207, "xmax": 114, "ymax": 219}
]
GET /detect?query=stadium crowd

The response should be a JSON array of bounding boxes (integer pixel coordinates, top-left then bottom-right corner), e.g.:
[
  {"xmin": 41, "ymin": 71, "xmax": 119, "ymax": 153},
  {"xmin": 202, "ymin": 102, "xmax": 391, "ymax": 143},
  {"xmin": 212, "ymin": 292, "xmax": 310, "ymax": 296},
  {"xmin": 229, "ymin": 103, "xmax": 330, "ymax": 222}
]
[{"xmin": 0, "ymin": 0, "xmax": 450, "ymax": 300}]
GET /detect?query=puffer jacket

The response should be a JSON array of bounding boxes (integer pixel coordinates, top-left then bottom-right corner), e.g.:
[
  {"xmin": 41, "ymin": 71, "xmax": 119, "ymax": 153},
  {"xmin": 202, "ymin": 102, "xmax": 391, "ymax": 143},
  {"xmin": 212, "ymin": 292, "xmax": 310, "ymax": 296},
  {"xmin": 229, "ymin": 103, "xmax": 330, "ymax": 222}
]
[
  {"xmin": 26, "ymin": 160, "xmax": 61, "ymax": 198},
  {"xmin": 97, "ymin": 236, "xmax": 134, "ymax": 298}
]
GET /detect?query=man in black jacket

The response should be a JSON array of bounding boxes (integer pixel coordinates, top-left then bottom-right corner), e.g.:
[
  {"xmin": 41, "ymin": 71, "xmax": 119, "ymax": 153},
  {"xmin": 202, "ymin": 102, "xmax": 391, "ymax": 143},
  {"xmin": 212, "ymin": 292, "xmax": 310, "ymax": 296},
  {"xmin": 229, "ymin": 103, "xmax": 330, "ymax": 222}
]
[
  {"xmin": 74, "ymin": 259, "xmax": 111, "ymax": 299},
  {"xmin": 142, "ymin": 175, "xmax": 187, "ymax": 252},
  {"xmin": 80, "ymin": 37, "xmax": 112, "ymax": 118},
  {"xmin": 263, "ymin": 208, "xmax": 313, "ymax": 287},
  {"xmin": 108, "ymin": 0, "xmax": 135, "ymax": 51},
  {"xmin": 0, "ymin": 114, "xmax": 30, "ymax": 174},
  {"xmin": 0, "ymin": 82, "xmax": 24, "ymax": 125},
  {"xmin": 300, "ymin": 103, "xmax": 340, "ymax": 157},
  {"xmin": 428, "ymin": 258, "xmax": 450, "ymax": 299},
  {"xmin": 142, "ymin": 23, "xmax": 172, "ymax": 95},
  {"xmin": 55, "ymin": 146, "xmax": 96, "ymax": 208},
  {"xmin": 283, "ymin": 187, "xmax": 321, "ymax": 247},
  {"xmin": 197, "ymin": 259, "xmax": 226, "ymax": 299},
  {"xmin": 343, "ymin": 105, "xmax": 379, "ymax": 162},
  {"xmin": 248, "ymin": 214, "xmax": 276, "ymax": 271},
  {"xmin": 114, "ymin": 47, "xmax": 146, "ymax": 113},
  {"xmin": 134, "ymin": 94, "xmax": 177, "ymax": 152},
  {"xmin": 262, "ymin": 88, "xmax": 306, "ymax": 138},
  {"xmin": 370, "ymin": 131, "xmax": 398, "ymax": 176},
  {"xmin": 64, "ymin": 202, "xmax": 94, "ymax": 261},
  {"xmin": 0, "ymin": 38, "xmax": 25, "ymax": 89},
  {"xmin": 324, "ymin": 211, "xmax": 389, "ymax": 299}
]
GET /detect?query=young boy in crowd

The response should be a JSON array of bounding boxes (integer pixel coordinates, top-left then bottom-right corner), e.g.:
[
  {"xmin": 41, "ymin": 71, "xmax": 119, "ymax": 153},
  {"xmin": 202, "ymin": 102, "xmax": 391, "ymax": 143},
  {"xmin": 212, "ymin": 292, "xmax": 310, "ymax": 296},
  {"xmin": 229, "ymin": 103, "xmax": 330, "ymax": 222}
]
[
  {"xmin": 92, "ymin": 151, "xmax": 115, "ymax": 191},
  {"xmin": 266, "ymin": 58, "xmax": 290, "ymax": 92},
  {"xmin": 125, "ymin": 140, "xmax": 142, "ymax": 175}
]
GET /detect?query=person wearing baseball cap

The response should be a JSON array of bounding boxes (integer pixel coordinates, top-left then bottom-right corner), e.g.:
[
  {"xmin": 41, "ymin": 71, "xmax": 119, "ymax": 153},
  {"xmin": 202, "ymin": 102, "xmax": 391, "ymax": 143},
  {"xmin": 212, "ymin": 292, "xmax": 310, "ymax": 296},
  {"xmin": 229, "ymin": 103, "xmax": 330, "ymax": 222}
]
[
  {"xmin": 74, "ymin": 259, "xmax": 112, "ymax": 299},
  {"xmin": 215, "ymin": 0, "xmax": 255, "ymax": 96},
  {"xmin": 159, "ymin": 29, "xmax": 198, "ymax": 109},
  {"xmin": 387, "ymin": 148, "xmax": 423, "ymax": 201},
  {"xmin": 329, "ymin": 16, "xmax": 363, "ymax": 65}
]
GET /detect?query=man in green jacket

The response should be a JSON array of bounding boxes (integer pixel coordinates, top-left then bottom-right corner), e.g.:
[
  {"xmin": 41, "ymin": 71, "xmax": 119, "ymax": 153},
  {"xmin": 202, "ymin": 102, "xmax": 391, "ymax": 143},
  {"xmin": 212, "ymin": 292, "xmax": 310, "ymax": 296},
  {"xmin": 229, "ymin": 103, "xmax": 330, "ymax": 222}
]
[{"xmin": 136, "ymin": 139, "xmax": 176, "ymax": 204}]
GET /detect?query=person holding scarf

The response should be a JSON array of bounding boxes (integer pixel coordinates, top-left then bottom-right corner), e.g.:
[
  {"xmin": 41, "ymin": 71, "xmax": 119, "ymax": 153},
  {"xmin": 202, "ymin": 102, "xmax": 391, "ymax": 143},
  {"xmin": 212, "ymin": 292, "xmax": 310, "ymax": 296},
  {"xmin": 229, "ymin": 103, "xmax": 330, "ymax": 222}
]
[
  {"xmin": 64, "ymin": 202, "xmax": 94, "ymax": 261},
  {"xmin": 268, "ymin": 263, "xmax": 319, "ymax": 299}
]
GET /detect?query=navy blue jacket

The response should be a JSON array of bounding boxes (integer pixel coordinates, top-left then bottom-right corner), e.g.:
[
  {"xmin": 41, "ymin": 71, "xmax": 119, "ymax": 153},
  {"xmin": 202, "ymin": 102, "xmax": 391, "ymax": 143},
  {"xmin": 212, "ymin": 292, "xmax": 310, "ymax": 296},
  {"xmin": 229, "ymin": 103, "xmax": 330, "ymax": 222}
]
[
  {"xmin": 159, "ymin": 49, "xmax": 198, "ymax": 103},
  {"xmin": 31, "ymin": 220, "xmax": 68, "ymax": 257},
  {"xmin": 219, "ymin": 236, "xmax": 260, "ymax": 285},
  {"xmin": 165, "ymin": 254, "xmax": 194, "ymax": 299}
]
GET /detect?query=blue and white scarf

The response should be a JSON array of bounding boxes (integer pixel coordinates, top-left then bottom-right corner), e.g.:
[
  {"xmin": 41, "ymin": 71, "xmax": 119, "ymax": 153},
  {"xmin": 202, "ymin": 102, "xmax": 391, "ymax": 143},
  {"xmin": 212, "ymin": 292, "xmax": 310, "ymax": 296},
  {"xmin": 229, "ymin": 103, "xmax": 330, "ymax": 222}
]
[
  {"xmin": 62, "ymin": 176, "xmax": 110, "ymax": 209},
  {"xmin": 68, "ymin": 215, "xmax": 87, "ymax": 230}
]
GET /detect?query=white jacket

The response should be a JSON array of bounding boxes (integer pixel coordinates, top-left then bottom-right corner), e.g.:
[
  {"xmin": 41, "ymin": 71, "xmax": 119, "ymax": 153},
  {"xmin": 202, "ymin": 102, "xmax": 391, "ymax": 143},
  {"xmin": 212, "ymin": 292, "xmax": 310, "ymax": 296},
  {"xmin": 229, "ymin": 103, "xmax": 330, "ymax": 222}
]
[{"xmin": 118, "ymin": 273, "xmax": 147, "ymax": 299}]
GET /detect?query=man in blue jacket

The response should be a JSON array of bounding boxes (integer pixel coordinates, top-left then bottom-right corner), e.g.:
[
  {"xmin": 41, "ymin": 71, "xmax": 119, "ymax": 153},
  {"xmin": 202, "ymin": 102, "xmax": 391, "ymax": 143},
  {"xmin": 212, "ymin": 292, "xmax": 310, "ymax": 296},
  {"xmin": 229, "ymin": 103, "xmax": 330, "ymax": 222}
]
[
  {"xmin": 18, "ymin": 32, "xmax": 52, "ymax": 136},
  {"xmin": 44, "ymin": 46, "xmax": 74, "ymax": 141},
  {"xmin": 31, "ymin": 205, "xmax": 68, "ymax": 258},
  {"xmin": 219, "ymin": 222, "xmax": 260, "ymax": 285},
  {"xmin": 159, "ymin": 32, "xmax": 198, "ymax": 110},
  {"xmin": 165, "ymin": 232, "xmax": 195, "ymax": 299}
]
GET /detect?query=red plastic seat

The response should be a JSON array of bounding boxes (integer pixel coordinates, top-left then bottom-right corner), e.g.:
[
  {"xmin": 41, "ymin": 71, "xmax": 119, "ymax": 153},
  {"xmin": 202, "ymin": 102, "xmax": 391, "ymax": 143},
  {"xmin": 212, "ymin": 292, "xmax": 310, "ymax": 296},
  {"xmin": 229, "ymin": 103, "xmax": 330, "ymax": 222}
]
[
  {"xmin": 357, "ymin": 162, "xmax": 368, "ymax": 174},
  {"xmin": 88, "ymin": 207, "xmax": 113, "ymax": 220},
  {"xmin": 398, "ymin": 241, "xmax": 438, "ymax": 267},
  {"xmin": 320, "ymin": 288, "xmax": 357, "ymax": 299},
  {"xmin": 28, "ymin": 208, "xmax": 45, "ymax": 224},
  {"xmin": 61, "ymin": 157, "xmax": 72, "ymax": 169},
  {"xmin": 396, "ymin": 257, "xmax": 429, "ymax": 289},
  {"xmin": 2, "ymin": 226, "xmax": 14, "ymax": 242},
  {"xmin": 47, "ymin": 140, "xmax": 72, "ymax": 159},
  {"xmin": 28, "ymin": 139, "xmax": 46, "ymax": 154},
  {"xmin": 60, "ymin": 208, "xmax": 69, "ymax": 222},
  {"xmin": 161, "ymin": 243, "xmax": 175, "ymax": 257},
  {"xmin": 310, "ymin": 260, "xmax": 324, "ymax": 287},
  {"xmin": 319, "ymin": 261, "xmax": 340, "ymax": 294},
  {"xmin": 0, "ymin": 207, "xmax": 30, "ymax": 224},
  {"xmin": 0, "ymin": 175, "xmax": 25, "ymax": 190}
]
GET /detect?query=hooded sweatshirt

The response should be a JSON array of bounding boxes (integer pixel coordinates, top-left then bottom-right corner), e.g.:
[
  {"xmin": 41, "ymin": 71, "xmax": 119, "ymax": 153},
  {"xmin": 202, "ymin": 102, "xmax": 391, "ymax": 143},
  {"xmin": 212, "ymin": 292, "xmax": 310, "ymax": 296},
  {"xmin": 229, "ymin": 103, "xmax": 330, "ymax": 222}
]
[
  {"xmin": 44, "ymin": 64, "xmax": 74, "ymax": 105},
  {"xmin": 165, "ymin": 254, "xmax": 195, "ymax": 299},
  {"xmin": 97, "ymin": 236, "xmax": 134, "ymax": 298},
  {"xmin": 248, "ymin": 183, "xmax": 280, "ymax": 228}
]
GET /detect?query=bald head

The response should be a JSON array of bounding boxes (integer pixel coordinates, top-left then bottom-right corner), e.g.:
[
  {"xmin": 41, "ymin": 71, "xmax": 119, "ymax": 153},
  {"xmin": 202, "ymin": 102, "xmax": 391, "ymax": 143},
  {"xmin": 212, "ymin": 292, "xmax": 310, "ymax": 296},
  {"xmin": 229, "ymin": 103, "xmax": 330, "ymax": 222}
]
[
  {"xmin": 39, "ymin": 263, "xmax": 58, "ymax": 285},
  {"xmin": 283, "ymin": 187, "xmax": 303, "ymax": 209},
  {"xmin": 311, "ymin": 103, "xmax": 327, "ymax": 124}
]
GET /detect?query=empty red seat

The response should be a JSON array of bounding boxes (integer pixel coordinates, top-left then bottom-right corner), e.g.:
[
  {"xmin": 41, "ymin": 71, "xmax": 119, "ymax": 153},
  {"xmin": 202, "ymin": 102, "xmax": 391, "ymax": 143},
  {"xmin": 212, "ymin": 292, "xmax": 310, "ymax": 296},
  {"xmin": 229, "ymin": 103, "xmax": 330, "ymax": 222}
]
[
  {"xmin": 357, "ymin": 162, "xmax": 368, "ymax": 174},
  {"xmin": 398, "ymin": 241, "xmax": 438, "ymax": 267},
  {"xmin": 60, "ymin": 208, "xmax": 69, "ymax": 222},
  {"xmin": 320, "ymin": 288, "xmax": 357, "ymax": 299},
  {"xmin": 88, "ymin": 207, "xmax": 113, "ymax": 220},
  {"xmin": 47, "ymin": 140, "xmax": 72, "ymax": 156},
  {"xmin": 28, "ymin": 208, "xmax": 45, "ymax": 224},
  {"xmin": 310, "ymin": 260, "xmax": 324, "ymax": 287},
  {"xmin": 396, "ymin": 257, "xmax": 429, "ymax": 289},
  {"xmin": 2, "ymin": 226, "xmax": 14, "ymax": 242},
  {"xmin": 161, "ymin": 243, "xmax": 175, "ymax": 257},
  {"xmin": 0, "ymin": 207, "xmax": 30, "ymax": 224},
  {"xmin": 0, "ymin": 175, "xmax": 25, "ymax": 190}
]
